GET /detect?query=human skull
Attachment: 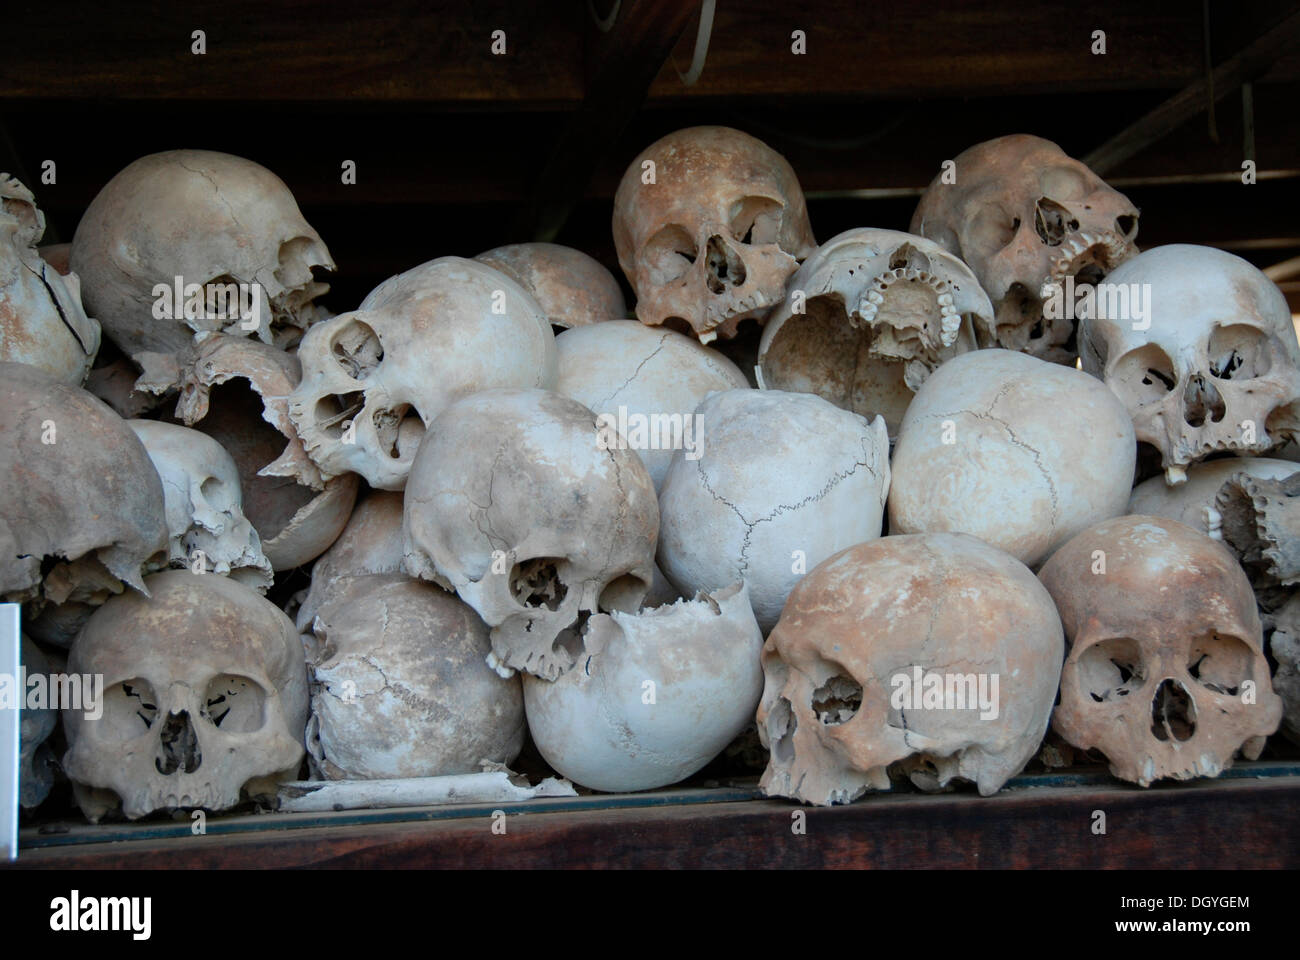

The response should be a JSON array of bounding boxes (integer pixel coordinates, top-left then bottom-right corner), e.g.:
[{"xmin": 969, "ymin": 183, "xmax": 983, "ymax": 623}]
[
  {"xmin": 296, "ymin": 490, "xmax": 405, "ymax": 633},
  {"xmin": 523, "ymin": 580, "xmax": 763, "ymax": 792},
  {"xmin": 164, "ymin": 333, "xmax": 358, "ymax": 570},
  {"xmin": 888, "ymin": 349, "xmax": 1135, "ymax": 568},
  {"xmin": 0, "ymin": 362, "xmax": 167, "ymax": 608},
  {"xmin": 403, "ymin": 388, "xmax": 658, "ymax": 681},
  {"xmin": 911, "ymin": 134, "xmax": 1139, "ymax": 364},
  {"xmin": 290, "ymin": 257, "xmax": 557, "ymax": 490},
  {"xmin": 554, "ymin": 320, "xmax": 749, "ymax": 490},
  {"xmin": 306, "ymin": 574, "xmax": 525, "ymax": 780},
  {"xmin": 757, "ymin": 227, "xmax": 993, "ymax": 435},
  {"xmin": 613, "ymin": 126, "xmax": 816, "ymax": 343},
  {"xmin": 62, "ymin": 570, "xmax": 308, "ymax": 821},
  {"xmin": 19, "ymin": 635, "xmax": 58, "ymax": 808},
  {"xmin": 1128, "ymin": 457, "xmax": 1298, "ymax": 537},
  {"xmin": 1215, "ymin": 469, "xmax": 1300, "ymax": 590},
  {"xmin": 657, "ymin": 389, "xmax": 890, "ymax": 632},
  {"xmin": 127, "ymin": 420, "xmax": 273, "ymax": 590},
  {"xmin": 1039, "ymin": 515, "xmax": 1283, "ymax": 786},
  {"xmin": 1, "ymin": 174, "xmax": 100, "ymax": 384},
  {"xmin": 1080, "ymin": 245, "xmax": 1300, "ymax": 484},
  {"xmin": 758, "ymin": 533, "xmax": 1064, "ymax": 804},
  {"xmin": 1267, "ymin": 595, "xmax": 1300, "ymax": 744},
  {"xmin": 70, "ymin": 150, "xmax": 333, "ymax": 387},
  {"xmin": 475, "ymin": 242, "xmax": 627, "ymax": 330}
]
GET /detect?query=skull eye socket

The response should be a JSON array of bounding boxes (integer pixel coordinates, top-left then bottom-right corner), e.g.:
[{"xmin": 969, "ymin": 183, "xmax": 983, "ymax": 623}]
[
  {"xmin": 643, "ymin": 225, "xmax": 698, "ymax": 286},
  {"xmin": 102, "ymin": 679, "xmax": 160, "ymax": 737},
  {"xmin": 330, "ymin": 318, "xmax": 384, "ymax": 380},
  {"xmin": 1208, "ymin": 325, "xmax": 1271, "ymax": 380},
  {"xmin": 1076, "ymin": 637, "xmax": 1146, "ymax": 703},
  {"xmin": 1187, "ymin": 633, "xmax": 1256, "ymax": 697},
  {"xmin": 728, "ymin": 196, "xmax": 783, "ymax": 245},
  {"xmin": 597, "ymin": 574, "xmax": 646, "ymax": 613},
  {"xmin": 812, "ymin": 674, "xmax": 862, "ymax": 725},
  {"xmin": 1034, "ymin": 198, "xmax": 1079, "ymax": 246},
  {"xmin": 510, "ymin": 557, "xmax": 568, "ymax": 611},
  {"xmin": 1039, "ymin": 166, "xmax": 1090, "ymax": 202},
  {"xmin": 1110, "ymin": 344, "xmax": 1177, "ymax": 408},
  {"xmin": 202, "ymin": 674, "xmax": 267, "ymax": 733},
  {"xmin": 967, "ymin": 208, "xmax": 1020, "ymax": 254}
]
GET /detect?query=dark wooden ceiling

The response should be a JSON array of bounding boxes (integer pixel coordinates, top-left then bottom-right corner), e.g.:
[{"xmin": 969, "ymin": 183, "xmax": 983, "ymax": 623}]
[{"xmin": 3, "ymin": 0, "xmax": 1298, "ymax": 310}]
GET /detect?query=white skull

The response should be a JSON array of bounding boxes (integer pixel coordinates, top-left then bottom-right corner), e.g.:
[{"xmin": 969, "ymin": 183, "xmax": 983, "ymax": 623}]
[
  {"xmin": 305, "ymin": 574, "xmax": 525, "ymax": 780},
  {"xmin": 613, "ymin": 126, "xmax": 817, "ymax": 343},
  {"xmin": 0, "ymin": 362, "xmax": 167, "ymax": 608},
  {"xmin": 0, "ymin": 174, "xmax": 100, "ymax": 384},
  {"xmin": 70, "ymin": 150, "xmax": 334, "ymax": 385},
  {"xmin": 1039, "ymin": 515, "xmax": 1283, "ymax": 786},
  {"xmin": 127, "ymin": 420, "xmax": 272, "ymax": 591},
  {"xmin": 289, "ymin": 257, "xmax": 557, "ymax": 490},
  {"xmin": 1128, "ymin": 457, "xmax": 1298, "ymax": 537},
  {"xmin": 657, "ymin": 389, "xmax": 890, "ymax": 632},
  {"xmin": 758, "ymin": 533, "xmax": 1064, "ymax": 804},
  {"xmin": 475, "ymin": 242, "xmax": 627, "ymax": 329},
  {"xmin": 523, "ymin": 581, "xmax": 763, "ymax": 792},
  {"xmin": 758, "ymin": 227, "xmax": 993, "ymax": 435},
  {"xmin": 164, "ymin": 333, "xmax": 358, "ymax": 570},
  {"xmin": 402, "ymin": 388, "xmax": 659, "ymax": 681},
  {"xmin": 888, "ymin": 349, "xmax": 1135, "ymax": 568},
  {"xmin": 62, "ymin": 570, "xmax": 308, "ymax": 821},
  {"xmin": 554, "ymin": 319, "xmax": 749, "ymax": 490},
  {"xmin": 296, "ymin": 490, "xmax": 405, "ymax": 633},
  {"xmin": 1080, "ymin": 245, "xmax": 1300, "ymax": 484},
  {"xmin": 911, "ymin": 134, "xmax": 1139, "ymax": 363}
]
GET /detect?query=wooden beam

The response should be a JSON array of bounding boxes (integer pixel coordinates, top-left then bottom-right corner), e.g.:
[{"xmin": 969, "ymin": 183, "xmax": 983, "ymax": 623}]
[
  {"xmin": 1084, "ymin": 9, "xmax": 1300, "ymax": 174},
  {"xmin": 510, "ymin": 0, "xmax": 701, "ymax": 242}
]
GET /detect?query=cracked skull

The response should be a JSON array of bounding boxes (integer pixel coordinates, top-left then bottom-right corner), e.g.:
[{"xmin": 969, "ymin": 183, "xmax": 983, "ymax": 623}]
[
  {"xmin": 1080, "ymin": 244, "xmax": 1300, "ymax": 484},
  {"xmin": 1039, "ymin": 515, "xmax": 1282, "ymax": 786},
  {"xmin": 757, "ymin": 227, "xmax": 993, "ymax": 435},
  {"xmin": 911, "ymin": 134, "xmax": 1139, "ymax": 363},
  {"xmin": 70, "ymin": 150, "xmax": 334, "ymax": 387},
  {"xmin": 127, "ymin": 419, "xmax": 273, "ymax": 590},
  {"xmin": 290, "ymin": 256, "xmax": 557, "ymax": 490},
  {"xmin": 306, "ymin": 574, "xmax": 525, "ymax": 780},
  {"xmin": 613, "ymin": 126, "xmax": 816, "ymax": 343},
  {"xmin": 402, "ymin": 388, "xmax": 659, "ymax": 681},
  {"xmin": 62, "ymin": 570, "xmax": 308, "ymax": 821},
  {"xmin": 758, "ymin": 533, "xmax": 1064, "ymax": 804},
  {"xmin": 888, "ymin": 349, "xmax": 1135, "ymax": 568},
  {"xmin": 657, "ymin": 389, "xmax": 890, "ymax": 632},
  {"xmin": 1, "ymin": 173, "xmax": 100, "ymax": 384},
  {"xmin": 523, "ymin": 580, "xmax": 763, "ymax": 792},
  {"xmin": 555, "ymin": 319, "xmax": 750, "ymax": 490}
]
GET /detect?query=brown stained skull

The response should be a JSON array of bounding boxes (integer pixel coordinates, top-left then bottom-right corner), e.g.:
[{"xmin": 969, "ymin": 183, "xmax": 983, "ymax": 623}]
[
  {"xmin": 613, "ymin": 126, "xmax": 816, "ymax": 344},
  {"xmin": 911, "ymin": 134, "xmax": 1138, "ymax": 364},
  {"xmin": 402, "ymin": 388, "xmax": 659, "ymax": 682},
  {"xmin": 62, "ymin": 571, "xmax": 308, "ymax": 821},
  {"xmin": 1039, "ymin": 515, "xmax": 1282, "ymax": 786},
  {"xmin": 475, "ymin": 242, "xmax": 628, "ymax": 330},
  {"xmin": 758, "ymin": 533, "xmax": 1064, "ymax": 804}
]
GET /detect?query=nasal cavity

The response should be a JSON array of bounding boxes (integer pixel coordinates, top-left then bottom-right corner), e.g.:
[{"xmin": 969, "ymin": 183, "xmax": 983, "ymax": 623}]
[
  {"xmin": 1149, "ymin": 679, "xmax": 1196, "ymax": 742},
  {"xmin": 705, "ymin": 235, "xmax": 746, "ymax": 293},
  {"xmin": 1182, "ymin": 374, "xmax": 1226, "ymax": 427},
  {"xmin": 155, "ymin": 710, "xmax": 202, "ymax": 775}
]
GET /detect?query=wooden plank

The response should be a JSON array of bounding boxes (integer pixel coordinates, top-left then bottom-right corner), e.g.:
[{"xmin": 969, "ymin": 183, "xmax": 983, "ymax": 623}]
[
  {"xmin": 9, "ymin": 774, "xmax": 1299, "ymax": 869},
  {"xmin": 1084, "ymin": 8, "xmax": 1300, "ymax": 173}
]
